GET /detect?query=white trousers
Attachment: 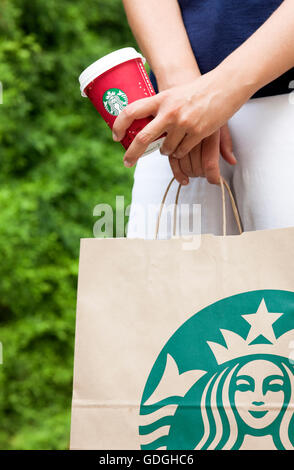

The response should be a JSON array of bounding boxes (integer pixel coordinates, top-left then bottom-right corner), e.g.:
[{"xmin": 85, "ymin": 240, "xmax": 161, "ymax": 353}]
[{"xmin": 127, "ymin": 94, "xmax": 294, "ymax": 239}]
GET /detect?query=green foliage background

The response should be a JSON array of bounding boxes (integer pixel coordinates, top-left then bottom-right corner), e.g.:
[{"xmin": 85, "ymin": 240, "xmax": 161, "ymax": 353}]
[{"xmin": 0, "ymin": 0, "xmax": 136, "ymax": 449}]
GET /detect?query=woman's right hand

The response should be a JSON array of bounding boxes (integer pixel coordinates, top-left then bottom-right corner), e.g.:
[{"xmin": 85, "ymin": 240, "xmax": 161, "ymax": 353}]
[{"xmin": 166, "ymin": 123, "xmax": 237, "ymax": 186}]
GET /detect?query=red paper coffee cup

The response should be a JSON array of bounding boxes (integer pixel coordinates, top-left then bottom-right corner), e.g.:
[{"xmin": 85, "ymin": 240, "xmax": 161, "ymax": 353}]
[{"xmin": 79, "ymin": 47, "xmax": 165, "ymax": 156}]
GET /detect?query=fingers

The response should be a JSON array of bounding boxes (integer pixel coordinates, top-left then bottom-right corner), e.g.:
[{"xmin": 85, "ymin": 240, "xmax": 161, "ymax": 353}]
[
  {"xmin": 179, "ymin": 154, "xmax": 194, "ymax": 177},
  {"xmin": 160, "ymin": 128, "xmax": 187, "ymax": 157},
  {"xmin": 201, "ymin": 130, "xmax": 221, "ymax": 185},
  {"xmin": 220, "ymin": 124, "xmax": 237, "ymax": 165},
  {"xmin": 169, "ymin": 156, "xmax": 189, "ymax": 185},
  {"xmin": 189, "ymin": 144, "xmax": 204, "ymax": 177},
  {"xmin": 172, "ymin": 133, "xmax": 202, "ymax": 159},
  {"xmin": 112, "ymin": 95, "xmax": 160, "ymax": 142},
  {"xmin": 123, "ymin": 115, "xmax": 167, "ymax": 166}
]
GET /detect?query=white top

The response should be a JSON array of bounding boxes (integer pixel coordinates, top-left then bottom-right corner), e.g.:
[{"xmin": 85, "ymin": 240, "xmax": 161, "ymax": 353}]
[{"xmin": 79, "ymin": 47, "xmax": 145, "ymax": 97}]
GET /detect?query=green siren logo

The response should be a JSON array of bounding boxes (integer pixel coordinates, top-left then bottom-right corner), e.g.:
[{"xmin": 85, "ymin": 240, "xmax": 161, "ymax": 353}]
[
  {"xmin": 139, "ymin": 290, "xmax": 294, "ymax": 450},
  {"xmin": 103, "ymin": 88, "xmax": 128, "ymax": 116}
]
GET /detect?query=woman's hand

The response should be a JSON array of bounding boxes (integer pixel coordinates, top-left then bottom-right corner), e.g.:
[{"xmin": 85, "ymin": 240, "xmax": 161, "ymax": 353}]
[
  {"xmin": 168, "ymin": 124, "xmax": 237, "ymax": 185},
  {"xmin": 119, "ymin": 0, "xmax": 294, "ymax": 183},
  {"xmin": 113, "ymin": 66, "xmax": 251, "ymax": 173}
]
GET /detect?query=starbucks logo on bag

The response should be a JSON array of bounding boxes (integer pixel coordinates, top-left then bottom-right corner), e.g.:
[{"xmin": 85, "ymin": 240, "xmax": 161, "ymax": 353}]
[
  {"xmin": 139, "ymin": 290, "xmax": 294, "ymax": 450},
  {"xmin": 103, "ymin": 88, "xmax": 128, "ymax": 116}
]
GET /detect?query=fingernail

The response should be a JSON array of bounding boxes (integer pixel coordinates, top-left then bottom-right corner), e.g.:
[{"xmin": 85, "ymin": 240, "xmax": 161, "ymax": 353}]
[
  {"xmin": 160, "ymin": 148, "xmax": 169, "ymax": 156},
  {"xmin": 182, "ymin": 179, "xmax": 189, "ymax": 185},
  {"xmin": 232, "ymin": 152, "xmax": 237, "ymax": 162},
  {"xmin": 112, "ymin": 131, "xmax": 119, "ymax": 142},
  {"xmin": 124, "ymin": 160, "xmax": 132, "ymax": 168}
]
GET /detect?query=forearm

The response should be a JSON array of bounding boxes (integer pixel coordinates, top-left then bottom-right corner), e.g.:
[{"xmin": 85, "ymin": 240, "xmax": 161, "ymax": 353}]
[
  {"xmin": 218, "ymin": 0, "xmax": 294, "ymax": 100},
  {"xmin": 122, "ymin": 0, "xmax": 200, "ymax": 90}
]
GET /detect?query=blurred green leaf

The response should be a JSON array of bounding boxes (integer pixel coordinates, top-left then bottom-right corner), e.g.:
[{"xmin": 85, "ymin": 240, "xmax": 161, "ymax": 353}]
[{"xmin": 0, "ymin": 0, "xmax": 136, "ymax": 449}]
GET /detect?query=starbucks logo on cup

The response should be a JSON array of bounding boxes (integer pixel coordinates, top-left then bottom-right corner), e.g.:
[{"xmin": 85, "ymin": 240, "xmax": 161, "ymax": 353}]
[
  {"xmin": 139, "ymin": 290, "xmax": 294, "ymax": 450},
  {"xmin": 103, "ymin": 88, "xmax": 128, "ymax": 116}
]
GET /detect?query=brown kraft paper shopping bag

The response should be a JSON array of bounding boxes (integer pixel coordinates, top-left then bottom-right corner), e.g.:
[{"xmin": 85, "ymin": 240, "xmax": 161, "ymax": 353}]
[{"xmin": 70, "ymin": 178, "xmax": 294, "ymax": 450}]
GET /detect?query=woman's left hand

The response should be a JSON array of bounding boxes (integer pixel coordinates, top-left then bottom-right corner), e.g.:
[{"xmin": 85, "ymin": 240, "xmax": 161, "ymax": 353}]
[
  {"xmin": 113, "ymin": 66, "xmax": 250, "ymax": 169},
  {"xmin": 168, "ymin": 124, "xmax": 237, "ymax": 185}
]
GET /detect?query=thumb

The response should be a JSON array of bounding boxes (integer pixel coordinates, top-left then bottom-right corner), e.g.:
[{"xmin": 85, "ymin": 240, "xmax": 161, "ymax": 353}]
[{"xmin": 220, "ymin": 124, "xmax": 237, "ymax": 165}]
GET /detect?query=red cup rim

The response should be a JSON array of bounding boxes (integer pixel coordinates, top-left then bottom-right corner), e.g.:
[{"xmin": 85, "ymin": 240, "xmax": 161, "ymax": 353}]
[{"xmin": 79, "ymin": 47, "xmax": 146, "ymax": 97}]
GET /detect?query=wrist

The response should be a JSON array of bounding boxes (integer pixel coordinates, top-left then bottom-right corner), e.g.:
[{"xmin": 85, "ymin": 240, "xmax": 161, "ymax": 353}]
[
  {"xmin": 215, "ymin": 54, "xmax": 262, "ymax": 104},
  {"xmin": 156, "ymin": 66, "xmax": 201, "ymax": 92}
]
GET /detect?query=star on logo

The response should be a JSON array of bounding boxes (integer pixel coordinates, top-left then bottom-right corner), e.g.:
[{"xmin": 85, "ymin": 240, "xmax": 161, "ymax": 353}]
[{"xmin": 242, "ymin": 299, "xmax": 283, "ymax": 344}]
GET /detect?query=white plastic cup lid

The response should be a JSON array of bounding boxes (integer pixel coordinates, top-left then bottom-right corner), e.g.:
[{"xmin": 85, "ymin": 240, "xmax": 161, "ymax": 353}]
[{"xmin": 79, "ymin": 47, "xmax": 146, "ymax": 97}]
